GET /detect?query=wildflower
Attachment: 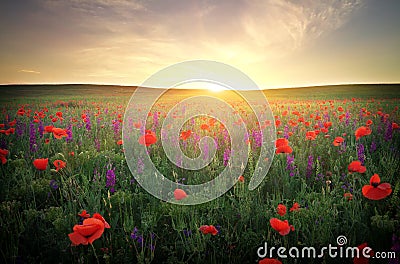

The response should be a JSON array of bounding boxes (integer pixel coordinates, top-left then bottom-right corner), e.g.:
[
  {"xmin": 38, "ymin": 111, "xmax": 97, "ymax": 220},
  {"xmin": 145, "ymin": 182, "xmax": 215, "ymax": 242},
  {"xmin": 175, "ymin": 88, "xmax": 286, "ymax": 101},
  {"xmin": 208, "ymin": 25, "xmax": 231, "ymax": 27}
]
[
  {"xmin": 52, "ymin": 127, "xmax": 68, "ymax": 139},
  {"xmin": 199, "ymin": 225, "xmax": 218, "ymax": 235},
  {"xmin": 362, "ymin": 174, "xmax": 392, "ymax": 200},
  {"xmin": 49, "ymin": 179, "xmax": 59, "ymax": 190},
  {"xmin": 44, "ymin": 125, "xmax": 54, "ymax": 133},
  {"xmin": 33, "ymin": 158, "xmax": 48, "ymax": 171},
  {"xmin": 333, "ymin": 137, "xmax": 344, "ymax": 146},
  {"xmin": 305, "ymin": 131, "xmax": 317, "ymax": 140},
  {"xmin": 53, "ymin": 160, "xmax": 66, "ymax": 171},
  {"xmin": 276, "ymin": 204, "xmax": 287, "ymax": 216},
  {"xmin": 200, "ymin": 123, "xmax": 210, "ymax": 131},
  {"xmin": 355, "ymin": 126, "xmax": 371, "ymax": 140},
  {"xmin": 68, "ymin": 213, "xmax": 110, "ymax": 246},
  {"xmin": 106, "ymin": 169, "xmax": 116, "ymax": 193},
  {"xmin": 238, "ymin": 175, "xmax": 245, "ymax": 183},
  {"xmin": 348, "ymin": 161, "xmax": 366, "ymax": 174},
  {"xmin": 0, "ymin": 148, "xmax": 9, "ymax": 164},
  {"xmin": 270, "ymin": 218, "xmax": 294, "ymax": 236},
  {"xmin": 174, "ymin": 189, "xmax": 187, "ymax": 200},
  {"xmin": 78, "ymin": 210, "xmax": 90, "ymax": 219},
  {"xmin": 344, "ymin": 193, "xmax": 353, "ymax": 201},
  {"xmin": 117, "ymin": 139, "xmax": 123, "ymax": 145},
  {"xmin": 275, "ymin": 138, "xmax": 289, "ymax": 148},
  {"xmin": 276, "ymin": 145, "xmax": 293, "ymax": 154},
  {"xmin": 138, "ymin": 130, "xmax": 157, "ymax": 146},
  {"xmin": 289, "ymin": 202, "xmax": 300, "ymax": 212}
]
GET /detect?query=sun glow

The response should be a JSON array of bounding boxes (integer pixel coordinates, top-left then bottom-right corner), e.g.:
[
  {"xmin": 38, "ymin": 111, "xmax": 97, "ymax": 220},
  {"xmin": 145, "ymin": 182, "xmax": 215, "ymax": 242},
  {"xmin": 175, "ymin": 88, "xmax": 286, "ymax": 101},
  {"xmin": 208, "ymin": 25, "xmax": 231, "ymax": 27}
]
[{"xmin": 176, "ymin": 81, "xmax": 226, "ymax": 92}]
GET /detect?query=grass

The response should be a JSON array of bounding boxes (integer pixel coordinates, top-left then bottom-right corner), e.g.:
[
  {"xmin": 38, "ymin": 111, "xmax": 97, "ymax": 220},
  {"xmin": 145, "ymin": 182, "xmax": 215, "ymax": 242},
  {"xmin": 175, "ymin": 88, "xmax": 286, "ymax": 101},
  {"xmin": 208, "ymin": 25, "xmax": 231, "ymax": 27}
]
[{"xmin": 0, "ymin": 84, "xmax": 399, "ymax": 263}]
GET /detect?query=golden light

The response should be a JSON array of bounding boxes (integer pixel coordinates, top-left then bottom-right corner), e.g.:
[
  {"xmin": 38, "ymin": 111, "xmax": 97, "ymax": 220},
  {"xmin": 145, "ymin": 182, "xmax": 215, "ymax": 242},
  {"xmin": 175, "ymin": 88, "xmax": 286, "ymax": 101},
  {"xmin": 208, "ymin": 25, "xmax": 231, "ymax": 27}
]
[{"xmin": 176, "ymin": 81, "xmax": 226, "ymax": 92}]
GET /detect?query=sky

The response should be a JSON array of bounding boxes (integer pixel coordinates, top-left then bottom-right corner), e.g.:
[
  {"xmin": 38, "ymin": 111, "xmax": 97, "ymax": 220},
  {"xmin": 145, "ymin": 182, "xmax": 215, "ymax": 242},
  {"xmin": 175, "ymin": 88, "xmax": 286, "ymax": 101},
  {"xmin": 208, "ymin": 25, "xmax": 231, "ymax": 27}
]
[{"xmin": 0, "ymin": 0, "xmax": 399, "ymax": 89}]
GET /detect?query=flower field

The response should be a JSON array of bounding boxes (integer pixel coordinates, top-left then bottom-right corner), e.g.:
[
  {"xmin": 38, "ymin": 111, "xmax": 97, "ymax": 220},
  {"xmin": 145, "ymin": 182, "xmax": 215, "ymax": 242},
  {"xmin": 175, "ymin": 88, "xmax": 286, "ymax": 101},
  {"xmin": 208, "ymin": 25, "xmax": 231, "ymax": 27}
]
[{"xmin": 0, "ymin": 84, "xmax": 399, "ymax": 264}]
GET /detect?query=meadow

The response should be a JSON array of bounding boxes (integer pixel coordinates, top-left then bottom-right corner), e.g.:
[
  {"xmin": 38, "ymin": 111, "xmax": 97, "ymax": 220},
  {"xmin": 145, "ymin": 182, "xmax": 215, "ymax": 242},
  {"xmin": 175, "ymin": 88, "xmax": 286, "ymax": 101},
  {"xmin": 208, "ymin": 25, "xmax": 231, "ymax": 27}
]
[{"xmin": 0, "ymin": 84, "xmax": 399, "ymax": 264}]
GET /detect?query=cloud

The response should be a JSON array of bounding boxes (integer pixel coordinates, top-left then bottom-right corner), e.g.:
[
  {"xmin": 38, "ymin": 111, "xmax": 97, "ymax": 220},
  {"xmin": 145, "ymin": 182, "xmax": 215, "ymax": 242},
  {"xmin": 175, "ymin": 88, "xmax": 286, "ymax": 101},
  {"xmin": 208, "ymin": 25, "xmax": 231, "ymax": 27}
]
[{"xmin": 19, "ymin": 69, "xmax": 41, "ymax": 74}]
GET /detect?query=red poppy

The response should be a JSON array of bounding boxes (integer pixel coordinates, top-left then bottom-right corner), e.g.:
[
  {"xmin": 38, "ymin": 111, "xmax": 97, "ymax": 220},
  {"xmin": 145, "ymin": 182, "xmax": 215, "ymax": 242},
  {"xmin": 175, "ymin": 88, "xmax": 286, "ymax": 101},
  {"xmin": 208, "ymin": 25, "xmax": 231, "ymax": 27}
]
[
  {"xmin": 44, "ymin": 126, "xmax": 54, "ymax": 133},
  {"xmin": 174, "ymin": 189, "xmax": 187, "ymax": 200},
  {"xmin": 180, "ymin": 130, "xmax": 192, "ymax": 141},
  {"xmin": 78, "ymin": 210, "xmax": 90, "ymax": 218},
  {"xmin": 68, "ymin": 213, "xmax": 110, "ymax": 246},
  {"xmin": 275, "ymin": 138, "xmax": 289, "ymax": 148},
  {"xmin": 276, "ymin": 204, "xmax": 287, "ymax": 216},
  {"xmin": 138, "ymin": 130, "xmax": 158, "ymax": 146},
  {"xmin": 134, "ymin": 122, "xmax": 141, "ymax": 128},
  {"xmin": 117, "ymin": 139, "xmax": 123, "ymax": 145},
  {"xmin": 259, "ymin": 258, "xmax": 282, "ymax": 264},
  {"xmin": 348, "ymin": 161, "xmax": 366, "ymax": 173},
  {"xmin": 323, "ymin": 121, "xmax": 332, "ymax": 128},
  {"xmin": 200, "ymin": 123, "xmax": 210, "ymax": 131},
  {"xmin": 305, "ymin": 131, "xmax": 317, "ymax": 140},
  {"xmin": 5, "ymin": 128, "xmax": 15, "ymax": 135},
  {"xmin": 275, "ymin": 145, "xmax": 293, "ymax": 154},
  {"xmin": 199, "ymin": 225, "xmax": 218, "ymax": 235},
  {"xmin": 45, "ymin": 138, "xmax": 50, "ymax": 144},
  {"xmin": 393, "ymin": 122, "xmax": 399, "ymax": 129},
  {"xmin": 8, "ymin": 120, "xmax": 16, "ymax": 126},
  {"xmin": 362, "ymin": 174, "xmax": 392, "ymax": 200},
  {"xmin": 289, "ymin": 202, "xmax": 300, "ymax": 212},
  {"xmin": 238, "ymin": 175, "xmax": 245, "ymax": 183},
  {"xmin": 366, "ymin": 120, "xmax": 373, "ymax": 126},
  {"xmin": 333, "ymin": 136, "xmax": 344, "ymax": 146},
  {"xmin": 270, "ymin": 218, "xmax": 294, "ymax": 236},
  {"xmin": 0, "ymin": 148, "xmax": 9, "ymax": 164},
  {"xmin": 52, "ymin": 127, "xmax": 68, "ymax": 139},
  {"xmin": 275, "ymin": 119, "xmax": 281, "ymax": 127},
  {"xmin": 53, "ymin": 160, "xmax": 66, "ymax": 171},
  {"xmin": 353, "ymin": 243, "xmax": 374, "ymax": 264},
  {"xmin": 69, "ymin": 151, "xmax": 75, "ymax": 156},
  {"xmin": 56, "ymin": 111, "xmax": 63, "ymax": 118},
  {"xmin": 33, "ymin": 158, "xmax": 48, "ymax": 171},
  {"xmin": 355, "ymin": 126, "xmax": 371, "ymax": 140},
  {"xmin": 344, "ymin": 193, "xmax": 353, "ymax": 201}
]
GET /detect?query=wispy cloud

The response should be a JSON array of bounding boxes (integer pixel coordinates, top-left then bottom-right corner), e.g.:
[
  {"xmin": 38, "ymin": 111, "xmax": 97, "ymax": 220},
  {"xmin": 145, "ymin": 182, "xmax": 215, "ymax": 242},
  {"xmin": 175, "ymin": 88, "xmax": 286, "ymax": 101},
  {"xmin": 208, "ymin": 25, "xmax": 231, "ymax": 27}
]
[{"xmin": 19, "ymin": 69, "xmax": 41, "ymax": 74}]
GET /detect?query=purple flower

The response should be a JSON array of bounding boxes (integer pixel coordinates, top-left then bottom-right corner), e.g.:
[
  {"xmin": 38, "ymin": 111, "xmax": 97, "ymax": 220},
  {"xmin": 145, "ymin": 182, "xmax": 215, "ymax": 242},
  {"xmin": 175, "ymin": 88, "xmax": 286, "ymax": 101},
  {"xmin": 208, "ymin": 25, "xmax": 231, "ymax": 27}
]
[
  {"xmin": 65, "ymin": 124, "xmax": 73, "ymax": 143},
  {"xmin": 38, "ymin": 121, "xmax": 44, "ymax": 138},
  {"xmin": 286, "ymin": 154, "xmax": 296, "ymax": 177},
  {"xmin": 306, "ymin": 155, "xmax": 314, "ymax": 178},
  {"xmin": 283, "ymin": 125, "xmax": 289, "ymax": 139},
  {"xmin": 106, "ymin": 168, "xmax": 116, "ymax": 193},
  {"xmin": 223, "ymin": 148, "xmax": 231, "ymax": 166},
  {"xmin": 357, "ymin": 143, "xmax": 365, "ymax": 165},
  {"xmin": 385, "ymin": 120, "xmax": 393, "ymax": 141},
  {"xmin": 85, "ymin": 114, "xmax": 91, "ymax": 131},
  {"xmin": 183, "ymin": 229, "xmax": 192, "ymax": 237},
  {"xmin": 370, "ymin": 141, "xmax": 377, "ymax": 153},
  {"xmin": 49, "ymin": 179, "xmax": 59, "ymax": 190},
  {"xmin": 94, "ymin": 137, "xmax": 101, "ymax": 152},
  {"xmin": 29, "ymin": 122, "xmax": 37, "ymax": 153},
  {"xmin": 137, "ymin": 157, "xmax": 144, "ymax": 174},
  {"xmin": 16, "ymin": 119, "xmax": 25, "ymax": 138}
]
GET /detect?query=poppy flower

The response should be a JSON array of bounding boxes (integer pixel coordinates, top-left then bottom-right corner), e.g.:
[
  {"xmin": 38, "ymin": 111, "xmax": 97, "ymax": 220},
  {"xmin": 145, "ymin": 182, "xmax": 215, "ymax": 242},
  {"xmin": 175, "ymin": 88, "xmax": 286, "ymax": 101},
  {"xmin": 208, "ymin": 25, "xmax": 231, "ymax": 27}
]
[
  {"xmin": 117, "ymin": 139, "xmax": 123, "ymax": 145},
  {"xmin": 348, "ymin": 161, "xmax": 366, "ymax": 174},
  {"xmin": 44, "ymin": 126, "xmax": 54, "ymax": 133},
  {"xmin": 173, "ymin": 189, "xmax": 187, "ymax": 200},
  {"xmin": 289, "ymin": 202, "xmax": 300, "ymax": 212},
  {"xmin": 45, "ymin": 138, "xmax": 50, "ymax": 144},
  {"xmin": 78, "ymin": 210, "xmax": 90, "ymax": 218},
  {"xmin": 180, "ymin": 130, "xmax": 192, "ymax": 141},
  {"xmin": 0, "ymin": 148, "xmax": 9, "ymax": 164},
  {"xmin": 305, "ymin": 131, "xmax": 317, "ymax": 140},
  {"xmin": 366, "ymin": 120, "xmax": 373, "ymax": 126},
  {"xmin": 33, "ymin": 158, "xmax": 48, "ymax": 171},
  {"xmin": 238, "ymin": 175, "xmax": 245, "ymax": 183},
  {"xmin": 259, "ymin": 259, "xmax": 282, "ymax": 264},
  {"xmin": 355, "ymin": 126, "xmax": 371, "ymax": 140},
  {"xmin": 275, "ymin": 138, "xmax": 289, "ymax": 148},
  {"xmin": 344, "ymin": 193, "xmax": 353, "ymax": 201},
  {"xmin": 200, "ymin": 123, "xmax": 210, "ymax": 131},
  {"xmin": 362, "ymin": 174, "xmax": 392, "ymax": 200},
  {"xmin": 393, "ymin": 122, "xmax": 399, "ymax": 129},
  {"xmin": 53, "ymin": 160, "xmax": 66, "ymax": 171},
  {"xmin": 138, "ymin": 130, "xmax": 157, "ymax": 146},
  {"xmin": 275, "ymin": 145, "xmax": 293, "ymax": 154},
  {"xmin": 199, "ymin": 225, "xmax": 218, "ymax": 236},
  {"xmin": 270, "ymin": 218, "xmax": 294, "ymax": 236},
  {"xmin": 68, "ymin": 213, "xmax": 110, "ymax": 246},
  {"xmin": 52, "ymin": 127, "xmax": 68, "ymax": 139},
  {"xmin": 353, "ymin": 243, "xmax": 374, "ymax": 264},
  {"xmin": 276, "ymin": 204, "xmax": 287, "ymax": 216},
  {"xmin": 333, "ymin": 136, "xmax": 344, "ymax": 146},
  {"xmin": 8, "ymin": 120, "xmax": 16, "ymax": 126}
]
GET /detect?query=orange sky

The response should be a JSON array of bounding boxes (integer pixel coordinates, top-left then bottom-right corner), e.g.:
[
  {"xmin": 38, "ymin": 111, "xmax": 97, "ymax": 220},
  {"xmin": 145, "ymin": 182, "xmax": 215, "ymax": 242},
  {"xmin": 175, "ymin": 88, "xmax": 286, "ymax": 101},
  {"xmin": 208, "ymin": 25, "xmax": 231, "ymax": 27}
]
[{"xmin": 0, "ymin": 0, "xmax": 399, "ymax": 88}]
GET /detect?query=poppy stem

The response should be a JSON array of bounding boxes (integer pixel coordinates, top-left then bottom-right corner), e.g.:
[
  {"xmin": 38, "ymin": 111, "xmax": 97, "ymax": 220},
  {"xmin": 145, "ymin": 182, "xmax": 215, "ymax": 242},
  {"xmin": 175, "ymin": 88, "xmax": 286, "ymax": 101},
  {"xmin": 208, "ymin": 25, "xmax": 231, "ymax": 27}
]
[{"xmin": 90, "ymin": 243, "xmax": 100, "ymax": 264}]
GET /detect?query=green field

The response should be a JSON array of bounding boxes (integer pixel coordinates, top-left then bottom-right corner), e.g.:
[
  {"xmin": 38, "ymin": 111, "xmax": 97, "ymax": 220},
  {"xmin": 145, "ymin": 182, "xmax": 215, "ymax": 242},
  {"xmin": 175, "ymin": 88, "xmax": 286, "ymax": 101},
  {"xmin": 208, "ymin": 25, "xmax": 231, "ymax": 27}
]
[{"xmin": 0, "ymin": 84, "xmax": 399, "ymax": 263}]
